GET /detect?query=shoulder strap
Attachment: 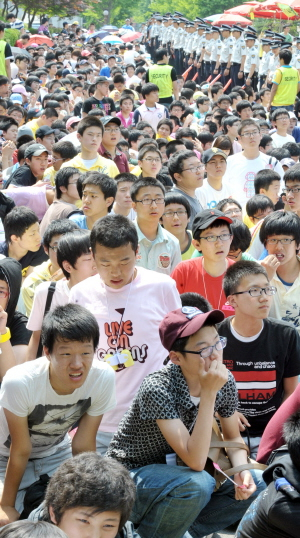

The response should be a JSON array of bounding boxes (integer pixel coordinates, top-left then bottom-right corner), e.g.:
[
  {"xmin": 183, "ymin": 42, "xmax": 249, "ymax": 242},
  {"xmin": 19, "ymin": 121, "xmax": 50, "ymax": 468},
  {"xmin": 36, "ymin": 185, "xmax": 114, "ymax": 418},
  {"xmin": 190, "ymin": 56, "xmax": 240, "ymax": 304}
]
[{"xmin": 36, "ymin": 281, "xmax": 57, "ymax": 358}]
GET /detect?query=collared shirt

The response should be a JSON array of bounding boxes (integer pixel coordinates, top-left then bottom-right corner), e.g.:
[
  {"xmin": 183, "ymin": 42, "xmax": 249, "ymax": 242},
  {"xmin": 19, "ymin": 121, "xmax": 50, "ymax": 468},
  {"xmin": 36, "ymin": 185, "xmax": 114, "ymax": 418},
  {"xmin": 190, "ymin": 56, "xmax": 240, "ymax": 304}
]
[
  {"xmin": 134, "ymin": 221, "xmax": 181, "ymax": 275},
  {"xmin": 132, "ymin": 102, "xmax": 169, "ymax": 131},
  {"xmin": 61, "ymin": 153, "xmax": 119, "ymax": 177},
  {"xmin": 98, "ymin": 143, "xmax": 129, "ymax": 173},
  {"xmin": 259, "ymin": 50, "xmax": 273, "ymax": 76},
  {"xmin": 106, "ymin": 363, "xmax": 238, "ymax": 470},
  {"xmin": 211, "ymin": 37, "xmax": 222, "ymax": 62},
  {"xmin": 244, "ymin": 45, "xmax": 259, "ymax": 73},
  {"xmin": 232, "ymin": 36, "xmax": 246, "ymax": 64},
  {"xmin": 220, "ymin": 36, "xmax": 234, "ymax": 63}
]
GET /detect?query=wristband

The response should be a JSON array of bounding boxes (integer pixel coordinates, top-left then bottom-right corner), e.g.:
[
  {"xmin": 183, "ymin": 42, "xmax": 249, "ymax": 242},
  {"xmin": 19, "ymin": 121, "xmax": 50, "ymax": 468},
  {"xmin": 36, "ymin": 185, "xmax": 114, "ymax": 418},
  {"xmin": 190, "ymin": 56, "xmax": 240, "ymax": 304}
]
[{"xmin": 0, "ymin": 328, "xmax": 11, "ymax": 344}]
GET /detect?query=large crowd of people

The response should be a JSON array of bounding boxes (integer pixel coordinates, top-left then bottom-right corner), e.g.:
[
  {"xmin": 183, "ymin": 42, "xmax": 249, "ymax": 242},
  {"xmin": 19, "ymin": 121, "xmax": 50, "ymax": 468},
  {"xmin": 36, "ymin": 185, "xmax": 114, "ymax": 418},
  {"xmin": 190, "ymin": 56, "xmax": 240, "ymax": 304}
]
[{"xmin": 0, "ymin": 9, "xmax": 298, "ymax": 538}]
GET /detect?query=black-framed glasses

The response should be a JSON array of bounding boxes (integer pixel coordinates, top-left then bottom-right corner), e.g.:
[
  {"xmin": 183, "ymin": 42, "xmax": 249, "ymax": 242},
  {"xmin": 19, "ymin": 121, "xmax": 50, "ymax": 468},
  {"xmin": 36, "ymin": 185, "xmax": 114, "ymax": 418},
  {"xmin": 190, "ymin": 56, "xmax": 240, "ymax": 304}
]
[
  {"xmin": 266, "ymin": 238, "xmax": 295, "ymax": 245},
  {"xmin": 184, "ymin": 337, "xmax": 227, "ymax": 359},
  {"xmin": 283, "ymin": 186, "xmax": 300, "ymax": 195},
  {"xmin": 199, "ymin": 233, "xmax": 232, "ymax": 242},
  {"xmin": 163, "ymin": 210, "xmax": 187, "ymax": 218},
  {"xmin": 240, "ymin": 130, "xmax": 260, "ymax": 138},
  {"xmin": 223, "ymin": 209, "xmax": 242, "ymax": 217},
  {"xmin": 231, "ymin": 286, "xmax": 277, "ymax": 297},
  {"xmin": 181, "ymin": 164, "xmax": 204, "ymax": 173},
  {"xmin": 136, "ymin": 197, "xmax": 165, "ymax": 205},
  {"xmin": 49, "ymin": 245, "xmax": 58, "ymax": 252}
]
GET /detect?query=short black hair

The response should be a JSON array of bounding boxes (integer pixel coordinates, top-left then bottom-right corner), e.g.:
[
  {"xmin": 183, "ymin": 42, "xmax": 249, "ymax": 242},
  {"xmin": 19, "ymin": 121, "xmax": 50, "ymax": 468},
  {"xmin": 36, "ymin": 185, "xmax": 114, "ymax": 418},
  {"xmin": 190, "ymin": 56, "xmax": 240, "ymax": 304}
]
[
  {"xmin": 271, "ymin": 107, "xmax": 289, "ymax": 122},
  {"xmin": 42, "ymin": 107, "xmax": 59, "ymax": 119},
  {"xmin": 165, "ymin": 139, "xmax": 187, "ymax": 158},
  {"xmin": 175, "ymin": 127, "xmax": 196, "ymax": 140},
  {"xmin": 259, "ymin": 210, "xmax": 300, "ymax": 246},
  {"xmin": 43, "ymin": 219, "xmax": 79, "ymax": 249},
  {"xmin": 130, "ymin": 176, "xmax": 165, "ymax": 202},
  {"xmin": 230, "ymin": 219, "xmax": 251, "ymax": 252},
  {"xmin": 169, "ymin": 100, "xmax": 186, "ymax": 112},
  {"xmin": 282, "ymin": 142, "xmax": 300, "ymax": 157},
  {"xmin": 4, "ymin": 206, "xmax": 38, "ymax": 243},
  {"xmin": 279, "ymin": 49, "xmax": 292, "ymax": 65},
  {"xmin": 55, "ymin": 167, "xmax": 82, "ymax": 199},
  {"xmin": 114, "ymin": 172, "xmax": 136, "ymax": 186},
  {"xmin": 197, "ymin": 132, "xmax": 214, "ymax": 146},
  {"xmin": 80, "ymin": 172, "xmax": 117, "ymax": 212},
  {"xmin": 90, "ymin": 214, "xmax": 138, "ymax": 253},
  {"xmin": 238, "ymin": 119, "xmax": 258, "ymax": 136},
  {"xmin": 56, "ymin": 229, "xmax": 92, "ymax": 279},
  {"xmin": 41, "ymin": 303, "xmax": 99, "ymax": 352},
  {"xmin": 259, "ymin": 135, "xmax": 273, "ymax": 149},
  {"xmin": 222, "ymin": 115, "xmax": 240, "ymax": 134},
  {"xmin": 246, "ymin": 194, "xmax": 274, "ymax": 218},
  {"xmin": 164, "ymin": 191, "xmax": 191, "ymax": 218},
  {"xmin": 77, "ymin": 115, "xmax": 104, "ymax": 136},
  {"xmin": 216, "ymin": 198, "xmax": 242, "ymax": 212},
  {"xmin": 268, "ymin": 147, "xmax": 290, "ymax": 161},
  {"xmin": 254, "ymin": 169, "xmax": 281, "ymax": 194},
  {"xmin": 180, "ymin": 292, "xmax": 212, "ymax": 311},
  {"xmin": 0, "ymin": 521, "xmax": 68, "ymax": 538},
  {"xmin": 236, "ymin": 100, "xmax": 252, "ymax": 114},
  {"xmin": 141, "ymin": 83, "xmax": 159, "ymax": 97},
  {"xmin": 155, "ymin": 48, "xmax": 168, "ymax": 61},
  {"xmin": 128, "ymin": 130, "xmax": 144, "ymax": 147},
  {"xmin": 223, "ymin": 260, "xmax": 269, "ymax": 297},
  {"xmin": 52, "ymin": 140, "xmax": 78, "ymax": 160},
  {"xmin": 283, "ymin": 410, "xmax": 300, "ymax": 472},
  {"xmin": 168, "ymin": 150, "xmax": 196, "ymax": 183}
]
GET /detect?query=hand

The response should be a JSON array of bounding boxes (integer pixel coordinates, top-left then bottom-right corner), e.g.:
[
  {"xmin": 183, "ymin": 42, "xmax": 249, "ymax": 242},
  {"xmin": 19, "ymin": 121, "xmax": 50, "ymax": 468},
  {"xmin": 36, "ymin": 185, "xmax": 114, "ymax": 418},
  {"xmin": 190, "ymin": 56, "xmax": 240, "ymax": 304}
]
[
  {"xmin": 183, "ymin": 114, "xmax": 193, "ymax": 127},
  {"xmin": 193, "ymin": 139, "xmax": 203, "ymax": 152},
  {"xmin": 33, "ymin": 180, "xmax": 49, "ymax": 188},
  {"xmin": 29, "ymin": 94, "xmax": 37, "ymax": 107},
  {"xmin": 237, "ymin": 411, "xmax": 250, "ymax": 432},
  {"xmin": 188, "ymin": 58, "xmax": 193, "ymax": 65},
  {"xmin": 0, "ymin": 506, "xmax": 19, "ymax": 527},
  {"xmin": 198, "ymin": 357, "xmax": 228, "ymax": 395},
  {"xmin": 0, "ymin": 306, "xmax": 8, "ymax": 335},
  {"xmin": 266, "ymin": 104, "xmax": 271, "ymax": 112},
  {"xmin": 2, "ymin": 140, "xmax": 16, "ymax": 157},
  {"xmin": 237, "ymin": 71, "xmax": 244, "ymax": 79},
  {"xmin": 224, "ymin": 68, "xmax": 230, "ymax": 76},
  {"xmin": 194, "ymin": 60, "xmax": 198, "ymax": 67},
  {"xmin": 260, "ymin": 254, "xmax": 280, "ymax": 280},
  {"xmin": 234, "ymin": 470, "xmax": 256, "ymax": 501},
  {"xmin": 245, "ymin": 77, "xmax": 252, "ymax": 86},
  {"xmin": 213, "ymin": 69, "xmax": 218, "ymax": 75}
]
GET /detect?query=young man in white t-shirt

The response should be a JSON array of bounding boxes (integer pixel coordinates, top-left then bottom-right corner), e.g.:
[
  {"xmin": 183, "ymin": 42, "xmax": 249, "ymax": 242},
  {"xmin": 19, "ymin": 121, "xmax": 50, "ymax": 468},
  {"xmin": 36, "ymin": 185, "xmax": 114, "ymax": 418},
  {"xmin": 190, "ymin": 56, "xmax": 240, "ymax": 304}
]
[
  {"xmin": 223, "ymin": 119, "xmax": 284, "ymax": 208},
  {"xmin": 26, "ymin": 230, "xmax": 97, "ymax": 361},
  {"xmin": 271, "ymin": 108, "xmax": 295, "ymax": 148},
  {"xmin": 196, "ymin": 148, "xmax": 232, "ymax": 209},
  {"xmin": 69, "ymin": 213, "xmax": 181, "ymax": 454},
  {"xmin": 0, "ymin": 303, "xmax": 116, "ymax": 526}
]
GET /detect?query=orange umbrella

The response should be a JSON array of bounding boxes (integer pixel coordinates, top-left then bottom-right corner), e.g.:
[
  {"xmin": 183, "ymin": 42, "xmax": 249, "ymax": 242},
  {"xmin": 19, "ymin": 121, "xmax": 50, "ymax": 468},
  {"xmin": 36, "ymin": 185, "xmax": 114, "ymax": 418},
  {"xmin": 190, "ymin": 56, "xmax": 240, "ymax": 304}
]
[{"xmin": 27, "ymin": 34, "xmax": 54, "ymax": 46}]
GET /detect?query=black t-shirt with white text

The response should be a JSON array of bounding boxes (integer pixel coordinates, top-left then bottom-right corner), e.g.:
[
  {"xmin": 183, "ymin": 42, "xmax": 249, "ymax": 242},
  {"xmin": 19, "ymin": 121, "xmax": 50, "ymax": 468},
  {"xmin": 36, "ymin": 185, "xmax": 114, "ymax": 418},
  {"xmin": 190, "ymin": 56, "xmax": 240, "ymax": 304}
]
[{"xmin": 82, "ymin": 96, "xmax": 116, "ymax": 115}]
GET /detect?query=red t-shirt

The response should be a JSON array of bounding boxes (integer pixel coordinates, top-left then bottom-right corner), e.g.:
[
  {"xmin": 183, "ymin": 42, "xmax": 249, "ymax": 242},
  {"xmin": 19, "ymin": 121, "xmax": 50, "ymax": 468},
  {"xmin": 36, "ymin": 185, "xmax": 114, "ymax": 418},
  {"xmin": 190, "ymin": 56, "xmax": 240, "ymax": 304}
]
[{"xmin": 171, "ymin": 257, "xmax": 235, "ymax": 317}]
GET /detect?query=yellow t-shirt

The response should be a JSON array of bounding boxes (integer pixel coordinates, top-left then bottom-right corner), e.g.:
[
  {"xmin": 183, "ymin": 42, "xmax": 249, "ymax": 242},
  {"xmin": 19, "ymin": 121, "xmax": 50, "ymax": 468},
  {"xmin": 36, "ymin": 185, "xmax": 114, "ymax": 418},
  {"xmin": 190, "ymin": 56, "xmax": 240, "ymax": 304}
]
[
  {"xmin": 60, "ymin": 153, "xmax": 119, "ymax": 178},
  {"xmin": 21, "ymin": 260, "xmax": 52, "ymax": 316},
  {"xmin": 272, "ymin": 65, "xmax": 300, "ymax": 106},
  {"xmin": 26, "ymin": 119, "xmax": 40, "ymax": 138}
]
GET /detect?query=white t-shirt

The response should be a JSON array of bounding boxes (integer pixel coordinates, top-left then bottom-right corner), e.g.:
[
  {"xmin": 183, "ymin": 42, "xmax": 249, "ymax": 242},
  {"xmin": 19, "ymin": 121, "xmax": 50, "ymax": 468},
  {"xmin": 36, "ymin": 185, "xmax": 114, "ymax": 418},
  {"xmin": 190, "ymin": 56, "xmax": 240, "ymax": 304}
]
[
  {"xmin": 125, "ymin": 74, "xmax": 141, "ymax": 87},
  {"xmin": 27, "ymin": 279, "xmax": 70, "ymax": 331},
  {"xmin": 196, "ymin": 179, "xmax": 232, "ymax": 210},
  {"xmin": 0, "ymin": 357, "xmax": 116, "ymax": 458},
  {"xmin": 123, "ymin": 50, "xmax": 139, "ymax": 65},
  {"xmin": 271, "ymin": 132, "xmax": 295, "ymax": 148},
  {"xmin": 110, "ymin": 207, "xmax": 137, "ymax": 221},
  {"xmin": 69, "ymin": 267, "xmax": 181, "ymax": 432},
  {"xmin": 223, "ymin": 151, "xmax": 284, "ymax": 207}
]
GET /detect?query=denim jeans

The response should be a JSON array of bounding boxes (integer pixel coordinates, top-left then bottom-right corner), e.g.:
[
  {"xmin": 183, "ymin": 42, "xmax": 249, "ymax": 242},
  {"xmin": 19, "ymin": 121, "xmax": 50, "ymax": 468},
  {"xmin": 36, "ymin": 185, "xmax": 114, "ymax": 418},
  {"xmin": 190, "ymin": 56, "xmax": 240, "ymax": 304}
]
[
  {"xmin": 271, "ymin": 104, "xmax": 294, "ymax": 112},
  {"xmin": 129, "ymin": 464, "xmax": 265, "ymax": 538}
]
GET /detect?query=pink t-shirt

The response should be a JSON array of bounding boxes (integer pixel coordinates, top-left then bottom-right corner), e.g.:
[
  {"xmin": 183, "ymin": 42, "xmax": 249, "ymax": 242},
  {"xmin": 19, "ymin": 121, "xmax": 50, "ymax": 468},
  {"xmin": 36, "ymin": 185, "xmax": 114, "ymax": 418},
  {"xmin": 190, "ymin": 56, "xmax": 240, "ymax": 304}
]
[
  {"xmin": 69, "ymin": 267, "xmax": 181, "ymax": 433},
  {"xmin": 27, "ymin": 279, "xmax": 70, "ymax": 332}
]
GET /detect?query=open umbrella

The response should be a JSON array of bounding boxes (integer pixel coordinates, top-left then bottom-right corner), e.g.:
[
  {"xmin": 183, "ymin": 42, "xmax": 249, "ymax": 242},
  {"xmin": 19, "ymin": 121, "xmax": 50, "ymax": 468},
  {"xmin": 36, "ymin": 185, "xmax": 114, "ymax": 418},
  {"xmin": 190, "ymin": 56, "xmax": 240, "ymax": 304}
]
[
  {"xmin": 121, "ymin": 31, "xmax": 142, "ymax": 42},
  {"xmin": 100, "ymin": 25, "xmax": 119, "ymax": 32},
  {"xmin": 27, "ymin": 34, "xmax": 54, "ymax": 46},
  {"xmin": 213, "ymin": 13, "xmax": 251, "ymax": 25},
  {"xmin": 225, "ymin": 2, "xmax": 262, "ymax": 16},
  {"xmin": 85, "ymin": 30, "xmax": 109, "ymax": 42},
  {"xmin": 203, "ymin": 14, "xmax": 223, "ymax": 22},
  {"xmin": 101, "ymin": 35, "xmax": 124, "ymax": 44},
  {"xmin": 12, "ymin": 47, "xmax": 32, "ymax": 58}
]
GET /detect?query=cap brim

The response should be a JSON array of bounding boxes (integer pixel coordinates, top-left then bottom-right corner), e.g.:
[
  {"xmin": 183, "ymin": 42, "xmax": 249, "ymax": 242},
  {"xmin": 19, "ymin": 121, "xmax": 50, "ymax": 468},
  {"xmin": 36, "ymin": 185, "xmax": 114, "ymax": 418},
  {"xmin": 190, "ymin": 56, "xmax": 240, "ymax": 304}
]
[
  {"xmin": 180, "ymin": 310, "xmax": 225, "ymax": 340},
  {"xmin": 198, "ymin": 215, "xmax": 233, "ymax": 230},
  {"xmin": 31, "ymin": 149, "xmax": 50, "ymax": 156}
]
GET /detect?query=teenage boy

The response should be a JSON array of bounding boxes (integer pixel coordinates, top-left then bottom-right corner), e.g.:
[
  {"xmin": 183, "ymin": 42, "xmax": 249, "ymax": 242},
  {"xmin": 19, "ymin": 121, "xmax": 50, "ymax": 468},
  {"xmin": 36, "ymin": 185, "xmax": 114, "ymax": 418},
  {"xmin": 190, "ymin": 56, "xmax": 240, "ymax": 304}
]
[
  {"xmin": 21, "ymin": 219, "xmax": 79, "ymax": 316},
  {"xmin": 219, "ymin": 260, "xmax": 300, "ymax": 457},
  {"xmin": 269, "ymin": 50, "xmax": 300, "ymax": 111},
  {"xmin": 168, "ymin": 150, "xmax": 204, "ymax": 229},
  {"xmin": 160, "ymin": 191, "xmax": 195, "ymax": 260},
  {"xmin": 107, "ymin": 305, "xmax": 265, "ymax": 538},
  {"xmin": 271, "ymin": 108, "xmax": 295, "ymax": 148},
  {"xmin": 0, "ymin": 303, "xmax": 116, "ymax": 526},
  {"xmin": 99, "ymin": 116, "xmax": 129, "ymax": 173},
  {"xmin": 223, "ymin": 120, "xmax": 284, "ymax": 208},
  {"xmin": 35, "ymin": 126, "xmax": 56, "ymax": 154},
  {"xmin": 283, "ymin": 162, "xmax": 300, "ymax": 216},
  {"xmin": 26, "ymin": 108, "xmax": 59, "ymax": 138},
  {"xmin": 136, "ymin": 146, "xmax": 163, "ymax": 179},
  {"xmin": 43, "ymin": 141, "xmax": 78, "ymax": 187},
  {"xmin": 30, "ymin": 453, "xmax": 136, "ymax": 538},
  {"xmin": 236, "ymin": 100, "xmax": 253, "ymax": 120},
  {"xmin": 245, "ymin": 194, "xmax": 274, "ymax": 226},
  {"xmin": 260, "ymin": 211, "xmax": 300, "ymax": 334},
  {"xmin": 69, "ymin": 214, "xmax": 181, "ymax": 453},
  {"xmin": 111, "ymin": 173, "xmax": 136, "ymax": 221},
  {"xmin": 222, "ymin": 116, "xmax": 242, "ymax": 153},
  {"xmin": 26, "ymin": 230, "xmax": 97, "ymax": 361},
  {"xmin": 196, "ymin": 148, "xmax": 232, "ymax": 210},
  {"xmin": 133, "ymin": 83, "xmax": 169, "ymax": 131},
  {"xmin": 254, "ymin": 169, "xmax": 281, "ymax": 206},
  {"xmin": 82, "ymin": 76, "xmax": 116, "ymax": 117},
  {"xmin": 171, "ymin": 209, "xmax": 234, "ymax": 315},
  {"xmin": 61, "ymin": 116, "xmax": 119, "ymax": 178},
  {"xmin": 194, "ymin": 96, "xmax": 210, "ymax": 125},
  {"xmin": 6, "ymin": 144, "xmax": 50, "ymax": 188},
  {"xmin": 0, "ymin": 206, "xmax": 47, "ymax": 276},
  {"xmin": 131, "ymin": 177, "xmax": 181, "ymax": 275},
  {"xmin": 69, "ymin": 171, "xmax": 116, "ymax": 230}
]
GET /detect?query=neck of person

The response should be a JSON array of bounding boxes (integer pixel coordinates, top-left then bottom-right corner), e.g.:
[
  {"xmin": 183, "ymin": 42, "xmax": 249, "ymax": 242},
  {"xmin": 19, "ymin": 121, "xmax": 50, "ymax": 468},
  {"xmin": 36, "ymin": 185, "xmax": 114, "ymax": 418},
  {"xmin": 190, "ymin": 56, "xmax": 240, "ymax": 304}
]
[
  {"xmin": 176, "ymin": 183, "xmax": 196, "ymax": 198},
  {"xmin": 49, "ymin": 261, "xmax": 60, "ymax": 276},
  {"xmin": 231, "ymin": 313, "xmax": 264, "ymax": 338},
  {"xmin": 207, "ymin": 174, "xmax": 223, "ymax": 190},
  {"xmin": 276, "ymin": 127, "xmax": 287, "ymax": 136},
  {"xmin": 94, "ymin": 89, "xmax": 105, "ymax": 100},
  {"xmin": 60, "ymin": 193, "xmax": 76, "ymax": 205},
  {"xmin": 81, "ymin": 147, "xmax": 98, "ymax": 160},
  {"xmin": 276, "ymin": 256, "xmax": 300, "ymax": 283},
  {"xmin": 242, "ymin": 146, "xmax": 260, "ymax": 160},
  {"xmin": 122, "ymin": 110, "xmax": 130, "ymax": 118},
  {"xmin": 102, "ymin": 142, "xmax": 116, "ymax": 157},
  {"xmin": 86, "ymin": 211, "xmax": 107, "ymax": 229},
  {"xmin": 113, "ymin": 201, "xmax": 132, "ymax": 217},
  {"xmin": 202, "ymin": 257, "xmax": 228, "ymax": 277},
  {"xmin": 137, "ymin": 217, "xmax": 159, "ymax": 241},
  {"xmin": 145, "ymin": 99, "xmax": 156, "ymax": 107},
  {"xmin": 8, "ymin": 241, "xmax": 28, "ymax": 261},
  {"xmin": 175, "ymin": 228, "xmax": 189, "ymax": 251},
  {"xmin": 227, "ymin": 133, "xmax": 236, "ymax": 142}
]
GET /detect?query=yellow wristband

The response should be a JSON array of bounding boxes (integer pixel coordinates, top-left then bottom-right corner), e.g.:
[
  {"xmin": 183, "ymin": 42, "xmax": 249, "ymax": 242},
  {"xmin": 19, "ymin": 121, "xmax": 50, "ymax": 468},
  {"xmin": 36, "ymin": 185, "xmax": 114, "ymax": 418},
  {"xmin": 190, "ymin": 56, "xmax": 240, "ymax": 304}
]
[{"xmin": 0, "ymin": 328, "xmax": 11, "ymax": 344}]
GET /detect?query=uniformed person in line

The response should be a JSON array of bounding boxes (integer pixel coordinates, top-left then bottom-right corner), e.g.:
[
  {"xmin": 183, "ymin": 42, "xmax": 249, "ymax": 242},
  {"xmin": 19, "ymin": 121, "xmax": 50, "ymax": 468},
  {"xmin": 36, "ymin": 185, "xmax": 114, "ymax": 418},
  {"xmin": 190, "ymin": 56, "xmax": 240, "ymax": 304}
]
[
  {"xmin": 231, "ymin": 25, "xmax": 246, "ymax": 86},
  {"xmin": 268, "ymin": 42, "xmax": 281, "ymax": 84},
  {"xmin": 195, "ymin": 24, "xmax": 207, "ymax": 82},
  {"xmin": 244, "ymin": 32, "xmax": 259, "ymax": 91},
  {"xmin": 259, "ymin": 39, "xmax": 273, "ymax": 89},
  {"xmin": 291, "ymin": 37, "xmax": 300, "ymax": 76},
  {"xmin": 218, "ymin": 25, "xmax": 234, "ymax": 90},
  {"xmin": 210, "ymin": 26, "xmax": 222, "ymax": 76}
]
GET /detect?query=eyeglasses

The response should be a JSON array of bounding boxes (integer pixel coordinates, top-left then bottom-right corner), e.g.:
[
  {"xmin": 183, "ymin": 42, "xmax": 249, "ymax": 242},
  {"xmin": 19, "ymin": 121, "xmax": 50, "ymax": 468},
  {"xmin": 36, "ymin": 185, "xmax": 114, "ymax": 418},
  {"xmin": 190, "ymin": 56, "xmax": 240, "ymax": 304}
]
[
  {"xmin": 142, "ymin": 157, "xmax": 161, "ymax": 163},
  {"xmin": 240, "ymin": 130, "xmax": 260, "ymax": 138},
  {"xmin": 181, "ymin": 165, "xmax": 204, "ymax": 172},
  {"xmin": 232, "ymin": 286, "xmax": 277, "ymax": 298},
  {"xmin": 68, "ymin": 180, "xmax": 79, "ymax": 185},
  {"xmin": 228, "ymin": 250, "xmax": 242, "ymax": 259},
  {"xmin": 283, "ymin": 186, "xmax": 300, "ymax": 195},
  {"xmin": 52, "ymin": 157, "xmax": 64, "ymax": 163},
  {"xmin": 136, "ymin": 197, "xmax": 165, "ymax": 205},
  {"xmin": 49, "ymin": 245, "xmax": 58, "ymax": 252},
  {"xmin": 275, "ymin": 116, "xmax": 289, "ymax": 121},
  {"xmin": 223, "ymin": 209, "xmax": 242, "ymax": 217},
  {"xmin": 266, "ymin": 238, "xmax": 295, "ymax": 245},
  {"xmin": 199, "ymin": 233, "xmax": 232, "ymax": 242},
  {"xmin": 252, "ymin": 213, "xmax": 271, "ymax": 220},
  {"xmin": 184, "ymin": 337, "xmax": 227, "ymax": 359},
  {"xmin": 104, "ymin": 128, "xmax": 120, "ymax": 133},
  {"xmin": 0, "ymin": 289, "xmax": 8, "ymax": 299},
  {"xmin": 163, "ymin": 210, "xmax": 187, "ymax": 218}
]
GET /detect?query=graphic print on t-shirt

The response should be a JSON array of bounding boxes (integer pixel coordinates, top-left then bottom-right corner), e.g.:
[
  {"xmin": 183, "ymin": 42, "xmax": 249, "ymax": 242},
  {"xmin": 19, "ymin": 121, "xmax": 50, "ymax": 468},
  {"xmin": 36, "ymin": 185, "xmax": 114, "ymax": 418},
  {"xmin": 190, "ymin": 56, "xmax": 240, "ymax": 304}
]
[
  {"xmin": 244, "ymin": 172, "xmax": 255, "ymax": 199},
  {"xmin": 4, "ymin": 398, "xmax": 91, "ymax": 450},
  {"xmin": 96, "ymin": 307, "xmax": 148, "ymax": 372}
]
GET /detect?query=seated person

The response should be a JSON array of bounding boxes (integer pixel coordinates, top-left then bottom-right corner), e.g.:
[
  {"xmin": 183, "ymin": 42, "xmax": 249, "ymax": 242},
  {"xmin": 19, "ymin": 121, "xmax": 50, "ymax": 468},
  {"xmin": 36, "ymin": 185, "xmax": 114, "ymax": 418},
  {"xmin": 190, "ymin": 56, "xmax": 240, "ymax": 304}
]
[
  {"xmin": 5, "ymin": 144, "xmax": 50, "ymax": 188},
  {"xmin": 196, "ymin": 148, "xmax": 232, "ymax": 210},
  {"xmin": 237, "ymin": 410, "xmax": 300, "ymax": 538},
  {"xmin": 35, "ymin": 126, "xmax": 55, "ymax": 155},
  {"xmin": 26, "ymin": 229, "xmax": 97, "ymax": 361},
  {"xmin": 0, "ymin": 303, "xmax": 116, "ymax": 526},
  {"xmin": 69, "ymin": 171, "xmax": 116, "ymax": 230},
  {"xmin": 0, "ymin": 206, "xmax": 48, "ymax": 277},
  {"xmin": 107, "ymin": 305, "xmax": 265, "ymax": 538},
  {"xmin": 43, "ymin": 140, "xmax": 78, "ymax": 186},
  {"xmin": 29, "ymin": 453, "xmax": 137, "ymax": 538},
  {"xmin": 40, "ymin": 168, "xmax": 81, "ymax": 236},
  {"xmin": 0, "ymin": 521, "xmax": 68, "ymax": 537},
  {"xmin": 254, "ymin": 169, "xmax": 281, "ymax": 206},
  {"xmin": 21, "ymin": 219, "xmax": 80, "ymax": 316},
  {"xmin": 245, "ymin": 194, "xmax": 274, "ymax": 228},
  {"xmin": 219, "ymin": 260, "xmax": 300, "ymax": 458},
  {"xmin": 271, "ymin": 108, "xmax": 295, "ymax": 148},
  {"xmin": 160, "ymin": 191, "xmax": 195, "ymax": 260},
  {"xmin": 99, "ymin": 116, "xmax": 129, "ymax": 174},
  {"xmin": 111, "ymin": 173, "xmax": 136, "ymax": 221}
]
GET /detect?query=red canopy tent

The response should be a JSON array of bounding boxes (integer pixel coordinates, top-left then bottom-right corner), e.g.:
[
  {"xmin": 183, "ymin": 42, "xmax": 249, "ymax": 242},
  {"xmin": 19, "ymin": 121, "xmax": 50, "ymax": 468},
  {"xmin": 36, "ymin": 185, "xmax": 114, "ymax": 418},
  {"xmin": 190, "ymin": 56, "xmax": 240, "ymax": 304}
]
[
  {"xmin": 225, "ymin": 2, "xmax": 262, "ymax": 16},
  {"xmin": 212, "ymin": 13, "xmax": 251, "ymax": 25}
]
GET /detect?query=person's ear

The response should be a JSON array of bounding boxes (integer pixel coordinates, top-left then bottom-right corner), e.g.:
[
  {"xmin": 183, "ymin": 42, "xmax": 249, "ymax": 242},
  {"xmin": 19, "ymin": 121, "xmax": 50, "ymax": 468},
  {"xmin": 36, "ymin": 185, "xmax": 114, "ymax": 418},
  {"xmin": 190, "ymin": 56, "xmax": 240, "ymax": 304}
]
[
  {"xmin": 43, "ymin": 346, "xmax": 51, "ymax": 361},
  {"xmin": 62, "ymin": 260, "xmax": 72, "ymax": 276},
  {"xmin": 105, "ymin": 196, "xmax": 115, "ymax": 209},
  {"xmin": 192, "ymin": 238, "xmax": 201, "ymax": 251},
  {"xmin": 10, "ymin": 234, "xmax": 20, "ymax": 244},
  {"xmin": 43, "ymin": 245, "xmax": 49, "ymax": 256},
  {"xmin": 49, "ymin": 505, "xmax": 58, "ymax": 524},
  {"xmin": 169, "ymin": 350, "xmax": 184, "ymax": 366},
  {"xmin": 173, "ymin": 172, "xmax": 182, "ymax": 184}
]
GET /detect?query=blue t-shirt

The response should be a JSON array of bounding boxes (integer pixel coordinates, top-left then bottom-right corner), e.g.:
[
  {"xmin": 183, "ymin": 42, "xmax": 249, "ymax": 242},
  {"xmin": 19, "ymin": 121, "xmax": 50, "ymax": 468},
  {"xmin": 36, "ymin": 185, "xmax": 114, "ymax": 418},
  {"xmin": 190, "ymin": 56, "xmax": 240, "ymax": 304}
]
[
  {"xmin": 69, "ymin": 214, "xmax": 88, "ymax": 230},
  {"xmin": 99, "ymin": 66, "xmax": 111, "ymax": 77}
]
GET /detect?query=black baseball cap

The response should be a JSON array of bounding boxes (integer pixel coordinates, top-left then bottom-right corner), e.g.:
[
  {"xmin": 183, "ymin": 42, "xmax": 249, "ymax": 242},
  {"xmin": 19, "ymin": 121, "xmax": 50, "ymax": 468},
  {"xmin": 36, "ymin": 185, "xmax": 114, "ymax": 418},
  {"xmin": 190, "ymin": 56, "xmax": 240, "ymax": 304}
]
[
  {"xmin": 202, "ymin": 148, "xmax": 228, "ymax": 164},
  {"xmin": 100, "ymin": 116, "xmax": 121, "ymax": 127},
  {"xmin": 24, "ymin": 143, "xmax": 50, "ymax": 158},
  {"xmin": 192, "ymin": 209, "xmax": 233, "ymax": 237},
  {"xmin": 35, "ymin": 126, "xmax": 56, "ymax": 138},
  {"xmin": 95, "ymin": 76, "xmax": 109, "ymax": 84}
]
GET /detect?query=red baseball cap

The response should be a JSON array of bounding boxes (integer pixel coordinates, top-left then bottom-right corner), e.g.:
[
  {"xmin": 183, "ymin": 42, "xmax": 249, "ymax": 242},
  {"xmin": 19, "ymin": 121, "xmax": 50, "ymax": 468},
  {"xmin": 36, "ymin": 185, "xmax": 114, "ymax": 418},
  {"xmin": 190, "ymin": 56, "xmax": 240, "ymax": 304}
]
[{"xmin": 159, "ymin": 307, "xmax": 225, "ymax": 352}]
